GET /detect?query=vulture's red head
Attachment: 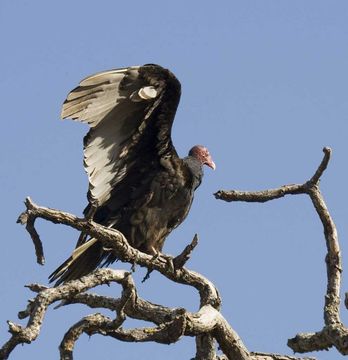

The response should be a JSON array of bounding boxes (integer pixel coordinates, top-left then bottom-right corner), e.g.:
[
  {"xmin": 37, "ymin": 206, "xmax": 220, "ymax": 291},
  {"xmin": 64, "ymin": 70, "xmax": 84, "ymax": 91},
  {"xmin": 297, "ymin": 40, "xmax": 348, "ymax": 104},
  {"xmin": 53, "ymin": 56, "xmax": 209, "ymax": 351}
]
[{"xmin": 189, "ymin": 145, "xmax": 216, "ymax": 170}]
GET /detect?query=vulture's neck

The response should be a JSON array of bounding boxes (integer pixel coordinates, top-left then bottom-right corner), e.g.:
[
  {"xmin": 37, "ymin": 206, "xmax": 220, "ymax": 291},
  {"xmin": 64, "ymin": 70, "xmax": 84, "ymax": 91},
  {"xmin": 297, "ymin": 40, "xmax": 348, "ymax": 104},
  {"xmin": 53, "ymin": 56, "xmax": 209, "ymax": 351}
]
[{"xmin": 183, "ymin": 156, "xmax": 204, "ymax": 190}]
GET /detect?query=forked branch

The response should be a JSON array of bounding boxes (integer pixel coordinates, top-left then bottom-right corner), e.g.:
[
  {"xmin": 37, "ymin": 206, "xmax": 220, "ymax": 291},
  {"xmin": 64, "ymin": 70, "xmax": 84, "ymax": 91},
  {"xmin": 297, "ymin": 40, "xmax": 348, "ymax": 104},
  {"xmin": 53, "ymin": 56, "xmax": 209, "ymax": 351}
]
[
  {"xmin": 1, "ymin": 147, "xmax": 339, "ymax": 359},
  {"xmin": 216, "ymin": 147, "xmax": 348, "ymax": 355}
]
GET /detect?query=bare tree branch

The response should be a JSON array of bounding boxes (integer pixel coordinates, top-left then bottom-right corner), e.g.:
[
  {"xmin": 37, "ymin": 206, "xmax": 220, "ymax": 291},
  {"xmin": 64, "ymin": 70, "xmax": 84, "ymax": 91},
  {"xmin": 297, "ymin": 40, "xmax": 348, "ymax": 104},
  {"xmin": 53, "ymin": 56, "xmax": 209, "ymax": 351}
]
[
  {"xmin": 216, "ymin": 147, "xmax": 348, "ymax": 355},
  {"xmin": 214, "ymin": 184, "xmax": 304, "ymax": 203},
  {"xmin": 250, "ymin": 354, "xmax": 315, "ymax": 360},
  {"xmin": 0, "ymin": 268, "xmax": 253, "ymax": 360},
  {"xmin": 16, "ymin": 197, "xmax": 220, "ymax": 309},
  {"xmin": 0, "ymin": 269, "xmax": 132, "ymax": 359},
  {"xmin": 3, "ymin": 147, "xmax": 339, "ymax": 359},
  {"xmin": 214, "ymin": 147, "xmax": 332, "ymax": 204}
]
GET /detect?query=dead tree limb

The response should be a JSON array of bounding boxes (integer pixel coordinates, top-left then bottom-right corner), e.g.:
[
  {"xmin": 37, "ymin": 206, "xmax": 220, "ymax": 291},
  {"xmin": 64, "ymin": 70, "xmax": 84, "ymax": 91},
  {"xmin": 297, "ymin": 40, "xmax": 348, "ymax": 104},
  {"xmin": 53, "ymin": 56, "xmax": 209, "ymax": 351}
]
[
  {"xmin": 0, "ymin": 266, "xmax": 312, "ymax": 360},
  {"xmin": 1, "ymin": 148, "xmax": 338, "ymax": 359},
  {"xmin": 216, "ymin": 147, "xmax": 348, "ymax": 355}
]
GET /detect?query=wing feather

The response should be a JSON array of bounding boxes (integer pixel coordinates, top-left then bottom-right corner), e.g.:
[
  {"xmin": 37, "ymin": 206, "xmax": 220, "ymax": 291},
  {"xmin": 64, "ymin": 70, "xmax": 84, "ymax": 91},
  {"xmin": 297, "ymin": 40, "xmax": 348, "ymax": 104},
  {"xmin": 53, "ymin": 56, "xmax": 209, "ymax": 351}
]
[
  {"xmin": 66, "ymin": 86, "xmax": 103, "ymax": 101},
  {"xmin": 61, "ymin": 64, "xmax": 181, "ymax": 208},
  {"xmin": 79, "ymin": 68, "xmax": 128, "ymax": 86}
]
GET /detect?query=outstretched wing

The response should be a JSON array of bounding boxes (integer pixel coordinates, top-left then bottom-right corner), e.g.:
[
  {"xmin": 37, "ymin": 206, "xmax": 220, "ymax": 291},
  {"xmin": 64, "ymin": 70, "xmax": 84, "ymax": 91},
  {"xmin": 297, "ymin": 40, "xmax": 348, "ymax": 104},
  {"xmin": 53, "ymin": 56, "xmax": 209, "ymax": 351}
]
[{"xmin": 61, "ymin": 64, "xmax": 181, "ymax": 209}]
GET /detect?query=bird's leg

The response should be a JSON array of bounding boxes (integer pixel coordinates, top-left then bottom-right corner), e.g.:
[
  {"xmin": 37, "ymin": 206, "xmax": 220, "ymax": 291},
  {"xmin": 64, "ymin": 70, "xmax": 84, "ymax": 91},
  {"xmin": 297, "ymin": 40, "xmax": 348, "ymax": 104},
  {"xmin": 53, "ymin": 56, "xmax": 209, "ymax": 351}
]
[
  {"xmin": 76, "ymin": 204, "xmax": 98, "ymax": 248},
  {"xmin": 85, "ymin": 203, "xmax": 97, "ymax": 220},
  {"xmin": 140, "ymin": 247, "xmax": 157, "ymax": 282}
]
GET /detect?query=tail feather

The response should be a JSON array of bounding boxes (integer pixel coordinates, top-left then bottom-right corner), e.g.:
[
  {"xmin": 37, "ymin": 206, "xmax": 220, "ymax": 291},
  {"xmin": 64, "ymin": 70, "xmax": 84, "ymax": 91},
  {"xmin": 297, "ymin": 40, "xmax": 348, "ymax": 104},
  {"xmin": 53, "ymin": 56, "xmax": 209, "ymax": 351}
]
[{"xmin": 49, "ymin": 238, "xmax": 103, "ymax": 286}]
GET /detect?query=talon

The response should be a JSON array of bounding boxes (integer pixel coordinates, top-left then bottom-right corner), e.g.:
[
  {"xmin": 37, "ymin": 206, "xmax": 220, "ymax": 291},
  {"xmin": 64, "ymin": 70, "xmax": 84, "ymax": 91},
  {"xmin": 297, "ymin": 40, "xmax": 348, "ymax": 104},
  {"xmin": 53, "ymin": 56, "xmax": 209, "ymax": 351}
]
[
  {"xmin": 158, "ymin": 253, "xmax": 175, "ymax": 273},
  {"xmin": 167, "ymin": 257, "xmax": 175, "ymax": 273}
]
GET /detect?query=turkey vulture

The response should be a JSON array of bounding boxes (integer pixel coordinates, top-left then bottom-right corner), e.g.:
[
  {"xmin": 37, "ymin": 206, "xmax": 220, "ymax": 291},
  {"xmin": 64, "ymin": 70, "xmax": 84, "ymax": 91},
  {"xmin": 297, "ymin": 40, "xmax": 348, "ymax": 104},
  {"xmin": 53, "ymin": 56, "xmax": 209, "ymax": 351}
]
[{"xmin": 49, "ymin": 64, "xmax": 215, "ymax": 285}]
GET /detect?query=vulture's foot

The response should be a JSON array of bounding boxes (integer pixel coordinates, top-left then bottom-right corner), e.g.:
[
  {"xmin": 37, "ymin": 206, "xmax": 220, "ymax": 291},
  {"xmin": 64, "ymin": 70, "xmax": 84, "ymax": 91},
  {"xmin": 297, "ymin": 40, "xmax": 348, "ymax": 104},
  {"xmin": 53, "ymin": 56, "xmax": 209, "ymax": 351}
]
[
  {"xmin": 142, "ymin": 253, "xmax": 175, "ymax": 282},
  {"xmin": 157, "ymin": 253, "xmax": 175, "ymax": 273}
]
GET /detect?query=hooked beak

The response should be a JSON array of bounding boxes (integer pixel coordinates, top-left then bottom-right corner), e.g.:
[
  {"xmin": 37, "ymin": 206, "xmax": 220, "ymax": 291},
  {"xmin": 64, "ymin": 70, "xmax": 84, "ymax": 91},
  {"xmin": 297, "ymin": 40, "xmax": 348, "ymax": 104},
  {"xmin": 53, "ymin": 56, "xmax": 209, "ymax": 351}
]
[{"xmin": 205, "ymin": 155, "xmax": 216, "ymax": 170}]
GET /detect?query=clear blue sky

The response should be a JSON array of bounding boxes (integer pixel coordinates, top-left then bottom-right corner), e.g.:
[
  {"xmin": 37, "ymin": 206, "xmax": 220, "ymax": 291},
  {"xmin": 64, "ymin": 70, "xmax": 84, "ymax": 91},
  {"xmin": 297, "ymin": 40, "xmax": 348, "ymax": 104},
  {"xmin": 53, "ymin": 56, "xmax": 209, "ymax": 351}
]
[{"xmin": 1, "ymin": 1, "xmax": 348, "ymax": 359}]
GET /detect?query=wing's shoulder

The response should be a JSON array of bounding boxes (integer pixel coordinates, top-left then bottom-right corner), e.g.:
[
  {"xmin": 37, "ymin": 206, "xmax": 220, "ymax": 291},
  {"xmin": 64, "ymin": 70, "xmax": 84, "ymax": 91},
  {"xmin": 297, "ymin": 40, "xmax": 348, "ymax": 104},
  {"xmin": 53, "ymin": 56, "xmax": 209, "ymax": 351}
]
[{"xmin": 138, "ymin": 64, "xmax": 181, "ymax": 99}]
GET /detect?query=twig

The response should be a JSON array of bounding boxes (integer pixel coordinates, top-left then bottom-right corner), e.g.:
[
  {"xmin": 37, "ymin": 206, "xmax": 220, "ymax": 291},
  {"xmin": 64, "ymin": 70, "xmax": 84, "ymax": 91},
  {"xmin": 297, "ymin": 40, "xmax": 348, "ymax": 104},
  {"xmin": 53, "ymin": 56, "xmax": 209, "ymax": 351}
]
[
  {"xmin": 308, "ymin": 147, "xmax": 331, "ymax": 185},
  {"xmin": 173, "ymin": 233, "xmax": 199, "ymax": 269},
  {"xmin": 17, "ymin": 204, "xmax": 45, "ymax": 265}
]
